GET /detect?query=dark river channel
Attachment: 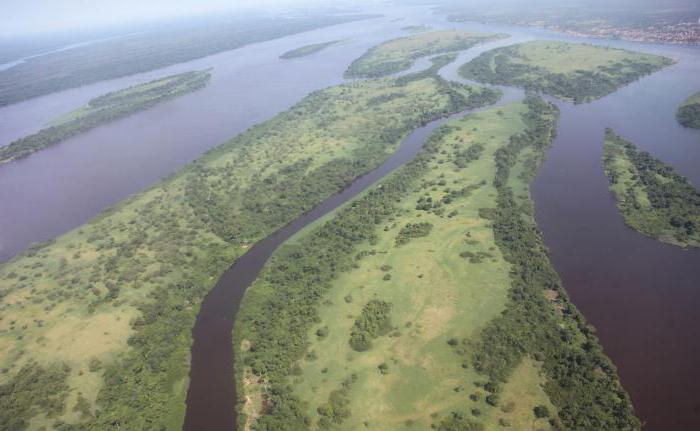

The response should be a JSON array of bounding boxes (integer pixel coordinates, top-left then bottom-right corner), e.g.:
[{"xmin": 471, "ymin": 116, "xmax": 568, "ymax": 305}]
[{"xmin": 0, "ymin": 4, "xmax": 698, "ymax": 430}]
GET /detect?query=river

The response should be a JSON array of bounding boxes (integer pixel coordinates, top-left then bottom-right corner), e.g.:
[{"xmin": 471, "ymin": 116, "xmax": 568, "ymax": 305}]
[{"xmin": 1, "ymin": 5, "xmax": 699, "ymax": 430}]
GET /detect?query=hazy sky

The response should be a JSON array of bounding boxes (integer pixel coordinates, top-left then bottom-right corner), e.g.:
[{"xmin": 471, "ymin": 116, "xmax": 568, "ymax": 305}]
[{"xmin": 0, "ymin": 0, "xmax": 353, "ymax": 37}]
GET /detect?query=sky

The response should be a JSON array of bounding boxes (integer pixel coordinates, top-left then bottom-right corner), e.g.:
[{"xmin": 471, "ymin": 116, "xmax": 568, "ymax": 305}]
[{"xmin": 0, "ymin": 0, "xmax": 356, "ymax": 37}]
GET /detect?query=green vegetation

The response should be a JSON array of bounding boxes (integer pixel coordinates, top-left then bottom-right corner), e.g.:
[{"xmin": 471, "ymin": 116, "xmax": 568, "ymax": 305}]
[
  {"xmin": 0, "ymin": 70, "xmax": 211, "ymax": 164},
  {"xmin": 348, "ymin": 300, "xmax": 393, "ymax": 352},
  {"xmin": 0, "ymin": 13, "xmax": 377, "ymax": 106},
  {"xmin": 401, "ymin": 25, "xmax": 432, "ymax": 33},
  {"xmin": 0, "ymin": 67, "xmax": 496, "ymax": 428},
  {"xmin": 603, "ymin": 129, "xmax": 700, "ymax": 247},
  {"xmin": 395, "ymin": 222, "xmax": 433, "ymax": 245},
  {"xmin": 345, "ymin": 30, "xmax": 506, "ymax": 78},
  {"xmin": 280, "ymin": 40, "xmax": 342, "ymax": 59},
  {"xmin": 236, "ymin": 96, "xmax": 639, "ymax": 429},
  {"xmin": 676, "ymin": 91, "xmax": 700, "ymax": 129},
  {"xmin": 460, "ymin": 40, "xmax": 673, "ymax": 103}
]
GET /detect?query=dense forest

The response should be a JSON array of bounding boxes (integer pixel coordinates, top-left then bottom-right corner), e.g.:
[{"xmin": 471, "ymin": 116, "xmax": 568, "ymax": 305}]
[
  {"xmin": 460, "ymin": 41, "xmax": 672, "ymax": 103},
  {"xmin": 676, "ymin": 91, "xmax": 700, "ymax": 129},
  {"xmin": 0, "ymin": 13, "xmax": 376, "ymax": 106},
  {"xmin": 603, "ymin": 129, "xmax": 700, "ymax": 247},
  {"xmin": 0, "ymin": 70, "xmax": 211, "ymax": 164}
]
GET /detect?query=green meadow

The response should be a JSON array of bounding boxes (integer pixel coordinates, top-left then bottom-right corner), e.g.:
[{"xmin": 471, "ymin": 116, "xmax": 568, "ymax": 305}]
[{"xmin": 287, "ymin": 102, "xmax": 555, "ymax": 430}]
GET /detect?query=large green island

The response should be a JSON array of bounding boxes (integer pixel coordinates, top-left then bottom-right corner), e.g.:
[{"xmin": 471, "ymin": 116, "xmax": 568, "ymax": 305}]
[
  {"xmin": 460, "ymin": 40, "xmax": 673, "ymax": 103},
  {"xmin": 676, "ymin": 91, "xmax": 700, "ymax": 129},
  {"xmin": 0, "ymin": 70, "xmax": 211, "ymax": 164},
  {"xmin": 603, "ymin": 129, "xmax": 699, "ymax": 247}
]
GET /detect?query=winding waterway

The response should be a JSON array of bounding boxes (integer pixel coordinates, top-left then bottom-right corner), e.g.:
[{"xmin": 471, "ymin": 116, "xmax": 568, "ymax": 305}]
[{"xmin": 0, "ymin": 5, "xmax": 699, "ymax": 430}]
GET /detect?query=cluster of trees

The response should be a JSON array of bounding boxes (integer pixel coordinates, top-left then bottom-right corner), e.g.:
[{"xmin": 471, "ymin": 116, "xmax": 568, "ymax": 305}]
[
  {"xmin": 0, "ymin": 70, "xmax": 211, "ymax": 163},
  {"xmin": 460, "ymin": 44, "xmax": 672, "ymax": 103},
  {"xmin": 0, "ymin": 362, "xmax": 71, "ymax": 430},
  {"xmin": 349, "ymin": 300, "xmax": 393, "ymax": 351},
  {"xmin": 676, "ymin": 92, "xmax": 700, "ymax": 129},
  {"xmin": 316, "ymin": 374, "xmax": 357, "ymax": 428},
  {"xmin": 0, "ymin": 14, "xmax": 375, "ymax": 106},
  {"xmin": 454, "ymin": 143, "xmax": 485, "ymax": 168},
  {"xmin": 395, "ymin": 222, "xmax": 433, "ymax": 246},
  {"xmin": 603, "ymin": 129, "xmax": 699, "ymax": 247},
  {"xmin": 452, "ymin": 96, "xmax": 641, "ymax": 429}
]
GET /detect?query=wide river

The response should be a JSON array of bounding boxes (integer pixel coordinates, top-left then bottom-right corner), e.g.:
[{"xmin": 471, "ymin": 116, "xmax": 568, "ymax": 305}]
[{"xmin": 0, "ymin": 4, "xmax": 698, "ymax": 430}]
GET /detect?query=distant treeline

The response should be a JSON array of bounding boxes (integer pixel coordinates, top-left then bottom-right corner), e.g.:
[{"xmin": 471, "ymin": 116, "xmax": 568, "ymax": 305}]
[
  {"xmin": 0, "ymin": 70, "xmax": 211, "ymax": 164},
  {"xmin": 0, "ymin": 14, "xmax": 377, "ymax": 106}
]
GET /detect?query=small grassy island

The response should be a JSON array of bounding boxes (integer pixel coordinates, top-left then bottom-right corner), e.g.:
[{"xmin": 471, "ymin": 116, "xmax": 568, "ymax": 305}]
[
  {"xmin": 401, "ymin": 24, "xmax": 432, "ymax": 33},
  {"xmin": 603, "ymin": 129, "xmax": 700, "ymax": 247},
  {"xmin": 0, "ymin": 70, "xmax": 212, "ymax": 164},
  {"xmin": 0, "ymin": 63, "xmax": 499, "ymax": 428},
  {"xmin": 236, "ymin": 98, "xmax": 640, "ymax": 430},
  {"xmin": 280, "ymin": 40, "xmax": 342, "ymax": 59},
  {"xmin": 345, "ymin": 30, "xmax": 506, "ymax": 78},
  {"xmin": 460, "ymin": 40, "xmax": 673, "ymax": 103},
  {"xmin": 676, "ymin": 91, "xmax": 700, "ymax": 129}
]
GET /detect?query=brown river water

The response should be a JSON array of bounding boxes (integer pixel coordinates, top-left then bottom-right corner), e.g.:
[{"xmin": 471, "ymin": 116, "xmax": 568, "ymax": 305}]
[{"xmin": 0, "ymin": 5, "xmax": 698, "ymax": 430}]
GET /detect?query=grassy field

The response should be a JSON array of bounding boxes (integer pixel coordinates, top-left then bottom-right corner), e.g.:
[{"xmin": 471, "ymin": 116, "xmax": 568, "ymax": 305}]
[
  {"xmin": 460, "ymin": 40, "xmax": 673, "ymax": 103},
  {"xmin": 345, "ymin": 30, "xmax": 506, "ymax": 78},
  {"xmin": 0, "ymin": 70, "xmax": 211, "ymax": 164},
  {"xmin": 286, "ymin": 102, "xmax": 555, "ymax": 430},
  {"xmin": 0, "ymin": 71, "xmax": 496, "ymax": 429},
  {"xmin": 280, "ymin": 40, "xmax": 343, "ymax": 59},
  {"xmin": 603, "ymin": 129, "xmax": 700, "ymax": 247},
  {"xmin": 236, "ymin": 97, "xmax": 639, "ymax": 430},
  {"xmin": 676, "ymin": 91, "xmax": 700, "ymax": 129}
]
